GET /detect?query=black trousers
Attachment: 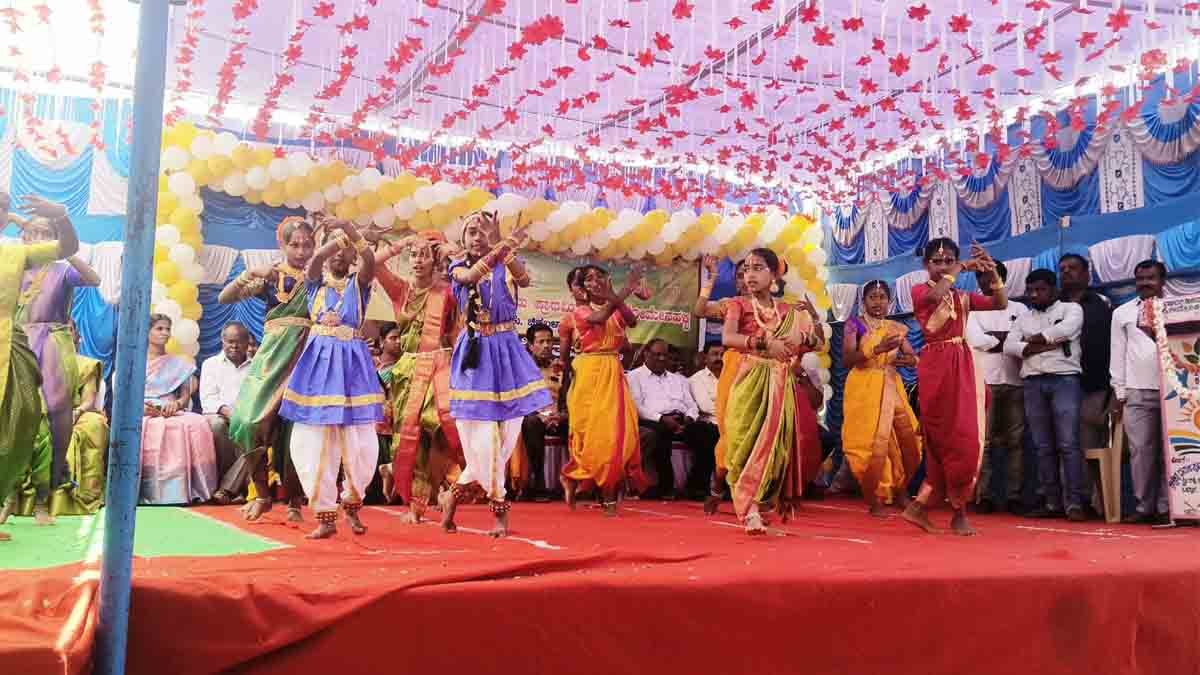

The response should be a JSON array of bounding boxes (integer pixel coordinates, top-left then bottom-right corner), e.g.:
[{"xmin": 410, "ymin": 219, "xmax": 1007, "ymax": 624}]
[
  {"xmin": 521, "ymin": 414, "xmax": 567, "ymax": 491},
  {"xmin": 638, "ymin": 419, "xmax": 718, "ymax": 496}
]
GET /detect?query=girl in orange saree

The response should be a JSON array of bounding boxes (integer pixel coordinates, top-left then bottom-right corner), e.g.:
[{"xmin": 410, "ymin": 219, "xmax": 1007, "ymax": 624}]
[
  {"xmin": 841, "ymin": 280, "xmax": 922, "ymax": 517},
  {"xmin": 902, "ymin": 238, "xmax": 1005, "ymax": 536},
  {"xmin": 721, "ymin": 249, "xmax": 818, "ymax": 534},
  {"xmin": 560, "ymin": 265, "xmax": 646, "ymax": 515}
]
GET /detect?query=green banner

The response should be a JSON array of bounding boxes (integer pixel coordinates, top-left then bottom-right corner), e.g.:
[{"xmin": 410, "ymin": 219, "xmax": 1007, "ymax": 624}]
[{"xmin": 367, "ymin": 252, "xmax": 700, "ymax": 348}]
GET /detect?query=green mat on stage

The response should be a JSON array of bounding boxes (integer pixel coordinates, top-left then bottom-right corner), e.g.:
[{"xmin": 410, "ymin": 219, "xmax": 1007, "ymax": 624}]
[{"xmin": 0, "ymin": 507, "xmax": 285, "ymax": 571}]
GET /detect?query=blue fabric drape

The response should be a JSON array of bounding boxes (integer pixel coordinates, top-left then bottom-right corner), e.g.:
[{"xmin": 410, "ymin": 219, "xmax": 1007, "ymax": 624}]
[
  {"xmin": 71, "ymin": 287, "xmax": 117, "ymax": 378},
  {"xmin": 957, "ymin": 188, "xmax": 1013, "ymax": 246},
  {"xmin": 197, "ymin": 258, "xmax": 267, "ymax": 362},
  {"xmin": 1144, "ymin": 151, "xmax": 1200, "ymax": 205},
  {"xmin": 200, "ymin": 189, "xmax": 304, "ymax": 250},
  {"xmin": 101, "ymin": 98, "xmax": 133, "ymax": 177},
  {"xmin": 1041, "ymin": 168, "xmax": 1100, "ymax": 226},
  {"xmin": 1155, "ymin": 219, "xmax": 1200, "ymax": 272},
  {"xmin": 886, "ymin": 188, "xmax": 929, "ymax": 258},
  {"xmin": 830, "ymin": 206, "xmax": 864, "ymax": 265},
  {"xmin": 826, "ymin": 323, "xmax": 846, "ymax": 436},
  {"xmin": 10, "ymin": 147, "xmax": 94, "ymax": 216}
]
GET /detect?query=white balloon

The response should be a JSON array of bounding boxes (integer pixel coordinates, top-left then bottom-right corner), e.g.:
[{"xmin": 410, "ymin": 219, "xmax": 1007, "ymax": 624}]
[
  {"xmin": 393, "ymin": 198, "xmax": 417, "ymax": 220},
  {"xmin": 341, "ymin": 175, "xmax": 362, "ymax": 198},
  {"xmin": 570, "ymin": 238, "xmax": 591, "ymax": 257},
  {"xmin": 699, "ymin": 235, "xmax": 721, "ymax": 255},
  {"xmin": 156, "ymin": 225, "xmax": 181, "ymax": 247},
  {"xmin": 284, "ymin": 199, "xmax": 302, "ymax": 209},
  {"xmin": 372, "ymin": 207, "xmax": 396, "ymax": 229},
  {"xmin": 151, "ymin": 281, "xmax": 166, "ymax": 305},
  {"xmin": 818, "ymin": 369, "xmax": 831, "ymax": 385},
  {"xmin": 168, "ymin": 172, "xmax": 197, "ymax": 199},
  {"xmin": 628, "ymin": 243, "xmax": 648, "ymax": 260},
  {"xmin": 214, "ymin": 132, "xmax": 239, "ymax": 156},
  {"xmin": 168, "ymin": 243, "xmax": 196, "ymax": 267},
  {"xmin": 190, "ymin": 134, "xmax": 214, "ymax": 160},
  {"xmin": 287, "ymin": 152, "xmax": 313, "ymax": 175},
  {"xmin": 808, "ymin": 248, "xmax": 828, "ymax": 266},
  {"xmin": 800, "ymin": 352, "xmax": 820, "ymax": 371},
  {"xmin": 822, "ymin": 322, "xmax": 832, "ymax": 338},
  {"xmin": 546, "ymin": 210, "xmax": 569, "ymax": 232},
  {"xmin": 590, "ymin": 228, "xmax": 612, "ymax": 249},
  {"xmin": 821, "ymin": 384, "xmax": 833, "ymax": 401},
  {"xmin": 816, "ymin": 266, "xmax": 829, "ymax": 282},
  {"xmin": 528, "ymin": 222, "xmax": 551, "ymax": 242},
  {"xmin": 413, "ymin": 186, "xmax": 437, "ymax": 211},
  {"xmin": 223, "ymin": 171, "xmax": 248, "ymax": 197},
  {"xmin": 803, "ymin": 225, "xmax": 824, "ymax": 245},
  {"xmin": 680, "ymin": 245, "xmax": 701, "ymax": 262},
  {"xmin": 184, "ymin": 342, "xmax": 201, "ymax": 357},
  {"xmin": 155, "ymin": 299, "xmax": 183, "ymax": 323},
  {"xmin": 161, "ymin": 147, "xmax": 189, "ymax": 172},
  {"xmin": 323, "ymin": 185, "xmax": 344, "ymax": 204},
  {"xmin": 354, "ymin": 211, "xmax": 373, "ymax": 227},
  {"xmin": 646, "ymin": 237, "xmax": 667, "ymax": 255},
  {"xmin": 245, "ymin": 167, "xmax": 269, "ymax": 191},
  {"xmin": 268, "ymin": 158, "xmax": 291, "ymax": 182},
  {"xmin": 174, "ymin": 318, "xmax": 200, "ymax": 345},
  {"xmin": 182, "ymin": 261, "xmax": 205, "ymax": 284},
  {"xmin": 302, "ymin": 192, "xmax": 326, "ymax": 212},
  {"xmin": 360, "ymin": 167, "xmax": 384, "ymax": 190},
  {"xmin": 182, "ymin": 193, "xmax": 204, "ymax": 214}
]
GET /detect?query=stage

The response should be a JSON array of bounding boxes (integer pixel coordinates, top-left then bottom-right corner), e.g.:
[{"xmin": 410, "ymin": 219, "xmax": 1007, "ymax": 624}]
[{"xmin": 2, "ymin": 498, "xmax": 1198, "ymax": 675}]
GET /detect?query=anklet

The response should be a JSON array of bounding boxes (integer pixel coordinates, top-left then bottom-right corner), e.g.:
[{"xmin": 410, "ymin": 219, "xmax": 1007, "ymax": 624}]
[{"xmin": 490, "ymin": 500, "xmax": 511, "ymax": 514}]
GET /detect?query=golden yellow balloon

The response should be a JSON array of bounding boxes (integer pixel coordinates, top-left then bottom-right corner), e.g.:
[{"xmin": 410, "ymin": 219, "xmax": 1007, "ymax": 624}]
[
  {"xmin": 263, "ymin": 188, "xmax": 285, "ymax": 208},
  {"xmin": 817, "ymin": 352, "xmax": 832, "ymax": 369},
  {"xmin": 334, "ymin": 200, "xmax": 358, "ymax": 221},
  {"xmin": 357, "ymin": 191, "xmax": 381, "ymax": 214},
  {"xmin": 182, "ymin": 233, "xmax": 203, "ymax": 250},
  {"xmin": 172, "ymin": 122, "xmax": 198, "ymax": 148},
  {"xmin": 170, "ymin": 207, "xmax": 199, "ymax": 231},
  {"xmin": 155, "ymin": 260, "xmax": 180, "ymax": 286},
  {"xmin": 207, "ymin": 155, "xmax": 233, "ymax": 178},
  {"xmin": 157, "ymin": 192, "xmax": 179, "ymax": 217},
  {"xmin": 410, "ymin": 210, "xmax": 432, "ymax": 230},
  {"xmin": 165, "ymin": 337, "xmax": 183, "ymax": 356},
  {"xmin": 428, "ymin": 204, "xmax": 451, "ymax": 228},
  {"xmin": 449, "ymin": 196, "xmax": 471, "ymax": 218},
  {"xmin": 284, "ymin": 176, "xmax": 308, "ymax": 201},
  {"xmin": 244, "ymin": 190, "xmax": 263, "ymax": 205},
  {"xmin": 186, "ymin": 160, "xmax": 212, "ymax": 187},
  {"xmin": 153, "ymin": 243, "xmax": 168, "ymax": 263},
  {"xmin": 464, "ymin": 187, "xmax": 491, "ymax": 210},
  {"xmin": 231, "ymin": 145, "xmax": 256, "ymax": 170},
  {"xmin": 377, "ymin": 179, "xmax": 403, "ymax": 203},
  {"xmin": 168, "ymin": 280, "xmax": 199, "ymax": 306},
  {"xmin": 181, "ymin": 302, "xmax": 203, "ymax": 321}
]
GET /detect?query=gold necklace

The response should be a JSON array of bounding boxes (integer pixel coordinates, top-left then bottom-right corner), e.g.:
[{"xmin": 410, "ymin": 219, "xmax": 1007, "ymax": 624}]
[
  {"xmin": 274, "ymin": 262, "xmax": 306, "ymax": 303},
  {"xmin": 751, "ymin": 295, "xmax": 778, "ymax": 331},
  {"xmin": 323, "ymin": 271, "xmax": 349, "ymax": 293},
  {"xmin": 862, "ymin": 315, "xmax": 884, "ymax": 331}
]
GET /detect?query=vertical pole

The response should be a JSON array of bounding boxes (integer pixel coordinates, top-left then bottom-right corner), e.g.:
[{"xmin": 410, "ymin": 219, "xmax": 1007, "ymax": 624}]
[{"xmin": 95, "ymin": 2, "xmax": 172, "ymax": 674}]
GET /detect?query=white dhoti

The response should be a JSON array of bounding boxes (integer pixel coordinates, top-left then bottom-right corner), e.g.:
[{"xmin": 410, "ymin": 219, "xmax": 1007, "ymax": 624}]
[
  {"xmin": 454, "ymin": 418, "xmax": 523, "ymax": 501},
  {"xmin": 290, "ymin": 422, "xmax": 379, "ymax": 513}
]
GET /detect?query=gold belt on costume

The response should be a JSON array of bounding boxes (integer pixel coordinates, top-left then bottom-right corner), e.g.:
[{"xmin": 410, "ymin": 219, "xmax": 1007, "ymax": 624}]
[
  {"xmin": 311, "ymin": 324, "xmax": 362, "ymax": 341},
  {"xmin": 476, "ymin": 321, "xmax": 516, "ymax": 337},
  {"xmin": 576, "ymin": 351, "xmax": 619, "ymax": 358},
  {"xmin": 265, "ymin": 316, "xmax": 312, "ymax": 334},
  {"xmin": 925, "ymin": 337, "xmax": 964, "ymax": 347}
]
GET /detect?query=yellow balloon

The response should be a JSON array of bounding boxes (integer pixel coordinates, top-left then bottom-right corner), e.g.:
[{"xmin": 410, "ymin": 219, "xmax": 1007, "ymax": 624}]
[
  {"xmin": 410, "ymin": 210, "xmax": 432, "ymax": 230},
  {"xmin": 448, "ymin": 196, "xmax": 471, "ymax": 218},
  {"xmin": 156, "ymin": 260, "xmax": 180, "ymax": 286},
  {"xmin": 464, "ymin": 187, "xmax": 491, "ymax": 210},
  {"xmin": 395, "ymin": 174, "xmax": 419, "ymax": 199},
  {"xmin": 244, "ymin": 190, "xmax": 263, "ymax": 205},
  {"xmin": 172, "ymin": 122, "xmax": 198, "ymax": 148},
  {"xmin": 653, "ymin": 250, "xmax": 675, "ymax": 267},
  {"xmin": 175, "ymin": 218, "xmax": 200, "ymax": 239},
  {"xmin": 285, "ymin": 176, "xmax": 308, "ymax": 201},
  {"xmin": 153, "ymin": 243, "xmax": 168, "ymax": 263},
  {"xmin": 207, "ymin": 155, "xmax": 233, "ymax": 178},
  {"xmin": 334, "ymin": 200, "xmax": 358, "ymax": 221},
  {"xmin": 644, "ymin": 209, "xmax": 669, "ymax": 227},
  {"xmin": 377, "ymin": 179, "xmax": 403, "ymax": 203},
  {"xmin": 357, "ymin": 191, "xmax": 380, "ymax": 214},
  {"xmin": 157, "ymin": 192, "xmax": 179, "ymax": 217},
  {"xmin": 182, "ymin": 233, "xmax": 203, "ymax": 250},
  {"xmin": 158, "ymin": 173, "xmax": 169, "ymax": 193},
  {"xmin": 170, "ymin": 207, "xmax": 199, "ymax": 231},
  {"xmin": 181, "ymin": 301, "xmax": 203, "ymax": 321},
  {"xmin": 231, "ymin": 145, "xmax": 256, "ymax": 170},
  {"xmin": 186, "ymin": 160, "xmax": 212, "ymax": 187},
  {"xmin": 541, "ymin": 232, "xmax": 561, "ymax": 251},
  {"xmin": 168, "ymin": 280, "xmax": 199, "ymax": 306},
  {"xmin": 253, "ymin": 148, "xmax": 275, "ymax": 166},
  {"xmin": 166, "ymin": 337, "xmax": 183, "ymax": 356},
  {"xmin": 817, "ymin": 352, "xmax": 832, "ymax": 369},
  {"xmin": 263, "ymin": 188, "xmax": 285, "ymax": 208},
  {"xmin": 429, "ymin": 204, "xmax": 451, "ymax": 228},
  {"xmin": 306, "ymin": 165, "xmax": 328, "ymax": 190},
  {"xmin": 499, "ymin": 215, "xmax": 517, "ymax": 237}
]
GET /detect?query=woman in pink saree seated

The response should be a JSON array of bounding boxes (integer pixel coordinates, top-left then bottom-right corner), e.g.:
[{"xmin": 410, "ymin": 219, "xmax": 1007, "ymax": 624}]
[{"xmin": 140, "ymin": 314, "xmax": 218, "ymax": 505}]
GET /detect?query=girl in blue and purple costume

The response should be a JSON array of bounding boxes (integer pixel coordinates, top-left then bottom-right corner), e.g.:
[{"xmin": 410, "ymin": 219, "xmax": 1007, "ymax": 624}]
[
  {"xmin": 280, "ymin": 219, "xmax": 384, "ymax": 540},
  {"xmin": 441, "ymin": 211, "xmax": 552, "ymax": 538}
]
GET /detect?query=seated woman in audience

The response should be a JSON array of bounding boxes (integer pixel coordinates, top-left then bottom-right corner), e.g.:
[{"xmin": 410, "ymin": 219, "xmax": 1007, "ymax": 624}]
[
  {"xmin": 720, "ymin": 249, "xmax": 819, "ymax": 534},
  {"xmin": 140, "ymin": 314, "xmax": 218, "ymax": 505},
  {"xmin": 841, "ymin": 280, "xmax": 922, "ymax": 517}
]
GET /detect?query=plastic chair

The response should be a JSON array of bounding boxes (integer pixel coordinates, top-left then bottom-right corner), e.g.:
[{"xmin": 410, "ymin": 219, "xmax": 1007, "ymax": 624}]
[{"xmin": 1085, "ymin": 413, "xmax": 1123, "ymax": 524}]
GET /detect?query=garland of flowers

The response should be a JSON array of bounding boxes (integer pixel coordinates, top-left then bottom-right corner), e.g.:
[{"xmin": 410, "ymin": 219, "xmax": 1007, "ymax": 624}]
[{"xmin": 1149, "ymin": 298, "xmax": 1200, "ymax": 404}]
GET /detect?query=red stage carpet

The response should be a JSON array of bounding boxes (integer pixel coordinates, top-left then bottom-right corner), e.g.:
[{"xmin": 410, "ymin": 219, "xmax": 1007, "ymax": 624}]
[{"xmin": 2, "ymin": 499, "xmax": 1198, "ymax": 675}]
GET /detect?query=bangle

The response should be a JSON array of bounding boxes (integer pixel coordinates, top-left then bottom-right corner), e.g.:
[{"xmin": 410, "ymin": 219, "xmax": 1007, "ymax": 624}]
[
  {"xmin": 943, "ymin": 273, "xmax": 957, "ymax": 284},
  {"xmin": 503, "ymin": 250, "xmax": 517, "ymax": 265},
  {"xmin": 991, "ymin": 281, "xmax": 1004, "ymax": 291}
]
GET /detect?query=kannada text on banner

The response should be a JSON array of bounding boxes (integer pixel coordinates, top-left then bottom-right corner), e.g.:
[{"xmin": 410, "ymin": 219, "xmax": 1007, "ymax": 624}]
[{"xmin": 1157, "ymin": 296, "xmax": 1200, "ymax": 520}]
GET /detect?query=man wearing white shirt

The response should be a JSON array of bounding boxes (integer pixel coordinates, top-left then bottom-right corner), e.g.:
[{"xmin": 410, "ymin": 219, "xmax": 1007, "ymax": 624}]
[
  {"xmin": 1111, "ymin": 260, "xmax": 1170, "ymax": 525},
  {"xmin": 965, "ymin": 262, "xmax": 1029, "ymax": 514},
  {"xmin": 629, "ymin": 339, "xmax": 712, "ymax": 499},
  {"xmin": 1005, "ymin": 269, "xmax": 1086, "ymax": 520},
  {"xmin": 201, "ymin": 322, "xmax": 253, "ymax": 504},
  {"xmin": 688, "ymin": 343, "xmax": 722, "ymax": 423}
]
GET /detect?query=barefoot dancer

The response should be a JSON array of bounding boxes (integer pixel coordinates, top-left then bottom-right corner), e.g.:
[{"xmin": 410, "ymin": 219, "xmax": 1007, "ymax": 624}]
[
  {"xmin": 220, "ymin": 217, "xmax": 315, "ymax": 524},
  {"xmin": 0, "ymin": 194, "xmax": 81, "ymax": 542},
  {"xmin": 373, "ymin": 231, "xmax": 464, "ymax": 523},
  {"xmin": 841, "ymin": 280, "xmax": 922, "ymax": 517},
  {"xmin": 902, "ymin": 238, "xmax": 1005, "ymax": 536},
  {"xmin": 441, "ymin": 212, "xmax": 552, "ymax": 538},
  {"xmin": 720, "ymin": 249, "xmax": 817, "ymax": 534},
  {"xmin": 280, "ymin": 221, "xmax": 384, "ymax": 539},
  {"xmin": 560, "ymin": 265, "xmax": 647, "ymax": 515},
  {"xmin": 693, "ymin": 257, "xmax": 748, "ymax": 515}
]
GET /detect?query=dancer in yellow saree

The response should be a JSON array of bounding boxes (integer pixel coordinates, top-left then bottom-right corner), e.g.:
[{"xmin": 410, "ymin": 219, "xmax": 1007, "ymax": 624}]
[
  {"xmin": 841, "ymin": 280, "xmax": 922, "ymax": 517},
  {"xmin": 560, "ymin": 265, "xmax": 646, "ymax": 515},
  {"xmin": 721, "ymin": 249, "xmax": 817, "ymax": 534},
  {"xmin": 0, "ymin": 193, "xmax": 80, "ymax": 542}
]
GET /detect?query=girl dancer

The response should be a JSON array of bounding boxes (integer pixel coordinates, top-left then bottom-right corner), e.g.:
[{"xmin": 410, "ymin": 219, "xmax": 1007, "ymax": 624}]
[
  {"xmin": 280, "ymin": 221, "xmax": 384, "ymax": 539},
  {"xmin": 720, "ymin": 249, "xmax": 818, "ymax": 534},
  {"xmin": 903, "ymin": 238, "xmax": 1004, "ymax": 536},
  {"xmin": 373, "ymin": 231, "xmax": 464, "ymax": 523},
  {"xmin": 220, "ymin": 216, "xmax": 314, "ymax": 523},
  {"xmin": 560, "ymin": 265, "xmax": 646, "ymax": 515},
  {"xmin": 441, "ymin": 212, "xmax": 552, "ymax": 537},
  {"xmin": 841, "ymin": 280, "xmax": 922, "ymax": 517}
]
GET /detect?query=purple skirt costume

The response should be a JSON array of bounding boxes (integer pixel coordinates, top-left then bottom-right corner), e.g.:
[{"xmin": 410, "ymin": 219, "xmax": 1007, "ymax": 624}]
[{"xmin": 449, "ymin": 260, "xmax": 552, "ymax": 421}]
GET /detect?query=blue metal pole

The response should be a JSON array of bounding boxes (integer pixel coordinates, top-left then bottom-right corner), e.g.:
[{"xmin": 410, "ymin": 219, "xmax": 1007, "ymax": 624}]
[{"xmin": 95, "ymin": 2, "xmax": 172, "ymax": 673}]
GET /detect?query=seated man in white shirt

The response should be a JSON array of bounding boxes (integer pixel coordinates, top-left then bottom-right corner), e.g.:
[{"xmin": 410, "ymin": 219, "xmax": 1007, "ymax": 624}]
[
  {"xmin": 687, "ymin": 342, "xmax": 723, "ymax": 494},
  {"xmin": 1112, "ymin": 260, "xmax": 1170, "ymax": 525},
  {"xmin": 202, "ymin": 322, "xmax": 253, "ymax": 504},
  {"xmin": 628, "ymin": 339, "xmax": 714, "ymax": 500},
  {"xmin": 1004, "ymin": 269, "xmax": 1086, "ymax": 521},
  {"xmin": 965, "ymin": 261, "xmax": 1030, "ymax": 514}
]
